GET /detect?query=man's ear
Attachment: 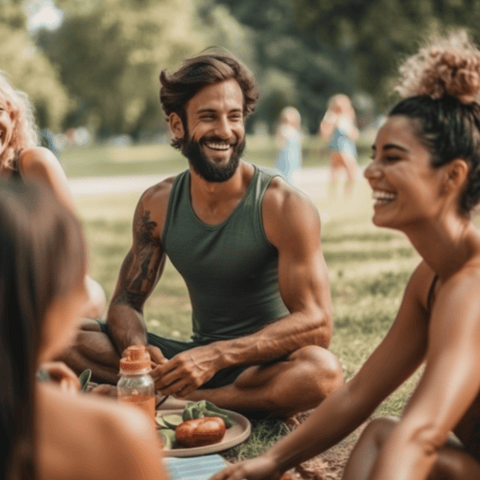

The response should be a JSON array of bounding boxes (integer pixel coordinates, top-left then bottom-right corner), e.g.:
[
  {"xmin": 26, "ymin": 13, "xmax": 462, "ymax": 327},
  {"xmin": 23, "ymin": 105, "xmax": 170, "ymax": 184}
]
[
  {"xmin": 169, "ymin": 112, "xmax": 185, "ymax": 139},
  {"xmin": 444, "ymin": 159, "xmax": 469, "ymax": 193}
]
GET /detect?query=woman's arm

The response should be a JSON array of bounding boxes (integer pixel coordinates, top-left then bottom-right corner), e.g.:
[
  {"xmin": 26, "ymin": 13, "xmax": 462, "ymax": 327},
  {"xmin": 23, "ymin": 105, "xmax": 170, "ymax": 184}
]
[
  {"xmin": 319, "ymin": 112, "xmax": 336, "ymax": 140},
  {"xmin": 210, "ymin": 263, "xmax": 431, "ymax": 480},
  {"xmin": 346, "ymin": 120, "xmax": 360, "ymax": 141},
  {"xmin": 19, "ymin": 147, "xmax": 77, "ymax": 213},
  {"xmin": 369, "ymin": 269, "xmax": 480, "ymax": 480},
  {"xmin": 19, "ymin": 147, "xmax": 106, "ymax": 317}
]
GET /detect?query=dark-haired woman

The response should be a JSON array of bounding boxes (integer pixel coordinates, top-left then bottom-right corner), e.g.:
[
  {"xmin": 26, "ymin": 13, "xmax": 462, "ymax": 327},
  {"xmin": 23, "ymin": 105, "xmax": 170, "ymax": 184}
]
[
  {"xmin": 0, "ymin": 71, "xmax": 106, "ymax": 318},
  {"xmin": 212, "ymin": 30, "xmax": 480, "ymax": 480},
  {"xmin": 1, "ymin": 181, "xmax": 167, "ymax": 480}
]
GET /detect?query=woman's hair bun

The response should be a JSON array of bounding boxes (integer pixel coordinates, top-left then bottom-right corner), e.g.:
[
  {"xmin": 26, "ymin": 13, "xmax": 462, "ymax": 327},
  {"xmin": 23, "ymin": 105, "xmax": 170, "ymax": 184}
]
[{"xmin": 395, "ymin": 30, "xmax": 480, "ymax": 104}]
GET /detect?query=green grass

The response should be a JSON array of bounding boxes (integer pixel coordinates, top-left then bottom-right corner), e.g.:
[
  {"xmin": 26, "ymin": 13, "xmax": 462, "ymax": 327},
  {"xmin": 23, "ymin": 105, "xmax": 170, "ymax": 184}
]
[
  {"xmin": 61, "ymin": 134, "xmax": 373, "ymax": 178},
  {"xmin": 75, "ymin": 170, "xmax": 421, "ymax": 464}
]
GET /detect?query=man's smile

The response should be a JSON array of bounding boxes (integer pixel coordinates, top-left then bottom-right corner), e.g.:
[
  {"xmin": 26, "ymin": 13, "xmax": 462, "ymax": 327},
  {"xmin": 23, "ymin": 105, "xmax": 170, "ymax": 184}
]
[{"xmin": 204, "ymin": 142, "xmax": 232, "ymax": 151}]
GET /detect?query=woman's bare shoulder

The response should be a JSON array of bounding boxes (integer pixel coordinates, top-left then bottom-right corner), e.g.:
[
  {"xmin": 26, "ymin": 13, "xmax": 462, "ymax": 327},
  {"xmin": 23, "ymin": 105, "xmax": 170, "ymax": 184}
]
[
  {"xmin": 17, "ymin": 147, "xmax": 60, "ymax": 173},
  {"xmin": 404, "ymin": 260, "xmax": 437, "ymax": 311},
  {"xmin": 38, "ymin": 385, "xmax": 166, "ymax": 480}
]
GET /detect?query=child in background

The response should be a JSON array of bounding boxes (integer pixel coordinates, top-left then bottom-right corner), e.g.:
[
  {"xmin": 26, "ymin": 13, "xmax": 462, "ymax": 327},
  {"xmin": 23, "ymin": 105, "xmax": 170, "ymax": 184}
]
[{"xmin": 275, "ymin": 106, "xmax": 302, "ymax": 184}]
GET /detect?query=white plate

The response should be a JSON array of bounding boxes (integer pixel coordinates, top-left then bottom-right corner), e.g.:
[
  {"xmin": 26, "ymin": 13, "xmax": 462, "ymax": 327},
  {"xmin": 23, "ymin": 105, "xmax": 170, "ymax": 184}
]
[{"xmin": 157, "ymin": 408, "xmax": 251, "ymax": 457}]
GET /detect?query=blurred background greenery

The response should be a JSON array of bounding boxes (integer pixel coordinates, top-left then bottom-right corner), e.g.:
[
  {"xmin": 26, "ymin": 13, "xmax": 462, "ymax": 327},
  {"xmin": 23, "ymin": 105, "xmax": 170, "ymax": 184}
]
[{"xmin": 4, "ymin": 0, "xmax": 480, "ymax": 148}]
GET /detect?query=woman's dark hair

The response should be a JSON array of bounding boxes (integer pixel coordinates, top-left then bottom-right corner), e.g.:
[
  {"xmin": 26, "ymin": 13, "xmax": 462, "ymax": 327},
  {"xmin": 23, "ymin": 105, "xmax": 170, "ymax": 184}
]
[
  {"xmin": 159, "ymin": 47, "xmax": 260, "ymax": 150},
  {"xmin": 390, "ymin": 95, "xmax": 480, "ymax": 213},
  {"xmin": 0, "ymin": 180, "xmax": 86, "ymax": 480},
  {"xmin": 390, "ymin": 30, "xmax": 480, "ymax": 214}
]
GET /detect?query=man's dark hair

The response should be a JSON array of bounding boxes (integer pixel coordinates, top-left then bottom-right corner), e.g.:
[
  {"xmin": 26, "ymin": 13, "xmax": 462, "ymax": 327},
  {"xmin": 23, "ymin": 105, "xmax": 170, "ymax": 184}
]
[{"xmin": 159, "ymin": 47, "xmax": 259, "ymax": 149}]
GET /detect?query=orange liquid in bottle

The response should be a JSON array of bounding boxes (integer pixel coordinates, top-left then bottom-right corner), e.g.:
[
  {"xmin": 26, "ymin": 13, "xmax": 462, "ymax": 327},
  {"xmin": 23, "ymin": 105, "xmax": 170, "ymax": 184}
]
[{"xmin": 120, "ymin": 394, "xmax": 156, "ymax": 422}]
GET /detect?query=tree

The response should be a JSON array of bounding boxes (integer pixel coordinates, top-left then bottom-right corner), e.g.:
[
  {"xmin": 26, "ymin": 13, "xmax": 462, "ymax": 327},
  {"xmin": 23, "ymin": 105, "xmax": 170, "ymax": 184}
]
[
  {"xmin": 0, "ymin": 0, "xmax": 69, "ymax": 130},
  {"xmin": 201, "ymin": 0, "xmax": 359, "ymax": 132},
  {"xmin": 289, "ymin": 0, "xmax": 480, "ymax": 107},
  {"xmin": 36, "ymin": 0, "xmax": 207, "ymax": 137}
]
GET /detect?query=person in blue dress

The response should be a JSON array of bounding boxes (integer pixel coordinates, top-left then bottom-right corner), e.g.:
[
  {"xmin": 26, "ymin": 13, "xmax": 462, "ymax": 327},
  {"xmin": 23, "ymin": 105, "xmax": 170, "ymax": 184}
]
[
  {"xmin": 274, "ymin": 107, "xmax": 302, "ymax": 184},
  {"xmin": 320, "ymin": 94, "xmax": 360, "ymax": 199}
]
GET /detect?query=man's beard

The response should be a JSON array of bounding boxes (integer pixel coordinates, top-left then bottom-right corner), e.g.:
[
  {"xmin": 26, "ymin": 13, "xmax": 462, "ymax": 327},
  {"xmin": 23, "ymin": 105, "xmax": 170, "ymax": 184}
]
[{"xmin": 181, "ymin": 134, "xmax": 246, "ymax": 183}]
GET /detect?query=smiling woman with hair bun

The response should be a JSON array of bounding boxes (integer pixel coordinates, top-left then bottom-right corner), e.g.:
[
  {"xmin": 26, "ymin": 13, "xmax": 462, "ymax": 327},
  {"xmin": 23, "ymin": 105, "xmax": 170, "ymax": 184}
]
[{"xmin": 212, "ymin": 30, "xmax": 480, "ymax": 480}]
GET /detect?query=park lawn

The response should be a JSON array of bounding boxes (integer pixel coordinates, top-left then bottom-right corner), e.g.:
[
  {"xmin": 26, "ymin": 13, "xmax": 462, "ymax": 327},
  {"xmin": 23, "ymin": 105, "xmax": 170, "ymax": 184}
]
[
  {"xmin": 60, "ymin": 134, "xmax": 372, "ymax": 178},
  {"xmin": 75, "ymin": 177, "xmax": 424, "ymax": 472}
]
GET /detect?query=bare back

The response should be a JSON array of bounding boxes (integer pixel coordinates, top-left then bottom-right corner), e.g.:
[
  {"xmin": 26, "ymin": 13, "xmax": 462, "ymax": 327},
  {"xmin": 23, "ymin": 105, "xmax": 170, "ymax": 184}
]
[{"xmin": 36, "ymin": 384, "xmax": 167, "ymax": 480}]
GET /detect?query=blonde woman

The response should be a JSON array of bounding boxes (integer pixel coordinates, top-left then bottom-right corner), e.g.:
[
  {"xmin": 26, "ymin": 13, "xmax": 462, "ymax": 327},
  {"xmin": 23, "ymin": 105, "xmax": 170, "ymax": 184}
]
[
  {"xmin": 0, "ymin": 71, "xmax": 106, "ymax": 318},
  {"xmin": 320, "ymin": 94, "xmax": 359, "ymax": 198}
]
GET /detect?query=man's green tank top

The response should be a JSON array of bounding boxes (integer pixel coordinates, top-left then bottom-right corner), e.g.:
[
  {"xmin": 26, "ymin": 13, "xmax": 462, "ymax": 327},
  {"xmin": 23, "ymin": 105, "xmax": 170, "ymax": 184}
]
[{"xmin": 162, "ymin": 165, "xmax": 289, "ymax": 342}]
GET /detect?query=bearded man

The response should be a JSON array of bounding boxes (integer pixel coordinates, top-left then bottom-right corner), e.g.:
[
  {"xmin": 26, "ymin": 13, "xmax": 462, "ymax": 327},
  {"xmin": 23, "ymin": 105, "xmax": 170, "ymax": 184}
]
[{"xmin": 65, "ymin": 49, "xmax": 343, "ymax": 416}]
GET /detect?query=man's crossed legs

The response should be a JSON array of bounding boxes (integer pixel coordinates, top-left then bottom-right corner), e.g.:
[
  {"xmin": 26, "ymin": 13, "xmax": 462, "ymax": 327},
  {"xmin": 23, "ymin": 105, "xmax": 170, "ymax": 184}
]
[{"xmin": 63, "ymin": 319, "xmax": 343, "ymax": 417}]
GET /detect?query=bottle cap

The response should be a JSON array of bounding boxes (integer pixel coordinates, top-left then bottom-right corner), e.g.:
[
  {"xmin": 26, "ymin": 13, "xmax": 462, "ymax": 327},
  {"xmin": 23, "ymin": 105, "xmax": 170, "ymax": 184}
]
[{"xmin": 119, "ymin": 345, "xmax": 151, "ymax": 374}]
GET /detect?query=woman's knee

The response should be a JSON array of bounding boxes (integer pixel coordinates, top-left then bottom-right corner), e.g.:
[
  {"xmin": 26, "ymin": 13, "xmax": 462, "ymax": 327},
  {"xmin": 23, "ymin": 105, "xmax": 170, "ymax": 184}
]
[{"xmin": 358, "ymin": 417, "xmax": 398, "ymax": 448}]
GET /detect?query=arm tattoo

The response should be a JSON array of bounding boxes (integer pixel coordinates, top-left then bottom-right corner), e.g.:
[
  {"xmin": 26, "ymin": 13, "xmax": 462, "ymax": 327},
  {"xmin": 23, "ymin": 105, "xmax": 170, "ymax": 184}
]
[{"xmin": 114, "ymin": 210, "xmax": 164, "ymax": 310}]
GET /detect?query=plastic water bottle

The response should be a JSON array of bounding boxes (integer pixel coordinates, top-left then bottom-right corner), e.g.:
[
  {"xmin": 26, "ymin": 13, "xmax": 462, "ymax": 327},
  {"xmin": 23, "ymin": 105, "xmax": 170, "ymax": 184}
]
[{"xmin": 117, "ymin": 345, "xmax": 155, "ymax": 422}]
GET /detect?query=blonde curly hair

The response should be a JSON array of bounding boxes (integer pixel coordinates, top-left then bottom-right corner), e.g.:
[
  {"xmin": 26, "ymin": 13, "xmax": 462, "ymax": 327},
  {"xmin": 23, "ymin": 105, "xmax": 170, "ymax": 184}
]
[
  {"xmin": 396, "ymin": 30, "xmax": 480, "ymax": 104},
  {"xmin": 0, "ymin": 72, "xmax": 38, "ymax": 170}
]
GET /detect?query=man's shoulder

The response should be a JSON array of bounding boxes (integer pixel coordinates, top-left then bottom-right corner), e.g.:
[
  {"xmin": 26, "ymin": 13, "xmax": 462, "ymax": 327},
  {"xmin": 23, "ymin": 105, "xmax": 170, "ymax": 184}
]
[
  {"xmin": 263, "ymin": 173, "xmax": 316, "ymax": 217},
  {"xmin": 133, "ymin": 174, "xmax": 179, "ymax": 238},
  {"xmin": 138, "ymin": 175, "xmax": 182, "ymax": 211},
  {"xmin": 140, "ymin": 174, "xmax": 178, "ymax": 207},
  {"xmin": 261, "ymin": 174, "xmax": 320, "ymax": 248}
]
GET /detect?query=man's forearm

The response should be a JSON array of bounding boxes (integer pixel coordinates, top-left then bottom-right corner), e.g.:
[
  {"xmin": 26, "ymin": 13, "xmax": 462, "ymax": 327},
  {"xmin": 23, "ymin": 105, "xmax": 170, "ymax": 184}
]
[
  {"xmin": 212, "ymin": 310, "xmax": 331, "ymax": 371},
  {"xmin": 106, "ymin": 303, "xmax": 148, "ymax": 355}
]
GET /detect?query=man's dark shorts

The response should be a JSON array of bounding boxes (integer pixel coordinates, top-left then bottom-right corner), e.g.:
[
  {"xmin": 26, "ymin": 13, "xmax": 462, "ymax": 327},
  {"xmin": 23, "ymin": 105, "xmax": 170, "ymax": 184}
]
[{"xmin": 95, "ymin": 320, "xmax": 246, "ymax": 389}]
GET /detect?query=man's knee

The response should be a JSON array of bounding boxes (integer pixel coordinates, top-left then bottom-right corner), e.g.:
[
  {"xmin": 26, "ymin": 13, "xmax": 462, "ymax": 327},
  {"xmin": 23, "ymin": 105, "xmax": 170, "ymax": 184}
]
[{"xmin": 293, "ymin": 346, "xmax": 344, "ymax": 398}]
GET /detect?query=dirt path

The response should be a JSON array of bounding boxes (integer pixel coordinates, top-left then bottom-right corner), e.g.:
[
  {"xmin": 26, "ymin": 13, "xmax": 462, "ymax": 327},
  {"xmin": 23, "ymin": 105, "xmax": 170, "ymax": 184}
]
[{"xmin": 68, "ymin": 167, "xmax": 352, "ymax": 201}]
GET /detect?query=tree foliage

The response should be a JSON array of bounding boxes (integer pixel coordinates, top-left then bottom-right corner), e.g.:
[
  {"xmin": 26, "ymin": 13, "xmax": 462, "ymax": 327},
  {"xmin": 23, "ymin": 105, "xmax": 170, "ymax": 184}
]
[
  {"xmin": 203, "ymin": 0, "xmax": 359, "ymax": 132},
  {"xmin": 289, "ymin": 0, "xmax": 480, "ymax": 107},
  {"xmin": 0, "ymin": 0, "xmax": 69, "ymax": 130},
  {"xmin": 36, "ymin": 0, "xmax": 207, "ymax": 136}
]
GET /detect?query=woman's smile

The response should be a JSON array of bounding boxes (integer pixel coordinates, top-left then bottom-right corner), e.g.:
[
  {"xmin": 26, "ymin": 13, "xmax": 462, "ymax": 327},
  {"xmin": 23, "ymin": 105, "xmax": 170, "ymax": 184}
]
[{"xmin": 371, "ymin": 189, "xmax": 397, "ymax": 207}]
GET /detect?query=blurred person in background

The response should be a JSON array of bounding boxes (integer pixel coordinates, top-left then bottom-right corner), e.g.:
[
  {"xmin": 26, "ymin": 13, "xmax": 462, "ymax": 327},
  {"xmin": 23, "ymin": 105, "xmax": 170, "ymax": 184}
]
[
  {"xmin": 319, "ymin": 94, "xmax": 359, "ymax": 199},
  {"xmin": 274, "ymin": 106, "xmax": 302, "ymax": 185},
  {"xmin": 64, "ymin": 48, "xmax": 343, "ymax": 416},
  {"xmin": 0, "ymin": 72, "xmax": 106, "ymax": 318},
  {"xmin": 212, "ymin": 30, "xmax": 480, "ymax": 480},
  {"xmin": 0, "ymin": 181, "xmax": 166, "ymax": 480}
]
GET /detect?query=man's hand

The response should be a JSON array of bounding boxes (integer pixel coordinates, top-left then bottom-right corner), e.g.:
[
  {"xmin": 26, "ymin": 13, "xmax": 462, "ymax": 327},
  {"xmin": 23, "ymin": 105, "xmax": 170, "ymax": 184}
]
[
  {"xmin": 154, "ymin": 346, "xmax": 219, "ymax": 397},
  {"xmin": 146, "ymin": 344, "xmax": 169, "ymax": 384},
  {"xmin": 40, "ymin": 361, "xmax": 81, "ymax": 394}
]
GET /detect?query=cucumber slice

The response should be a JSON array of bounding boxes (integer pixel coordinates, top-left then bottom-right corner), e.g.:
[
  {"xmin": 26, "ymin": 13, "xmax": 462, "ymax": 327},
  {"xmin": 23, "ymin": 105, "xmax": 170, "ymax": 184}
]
[
  {"xmin": 78, "ymin": 369, "xmax": 92, "ymax": 391},
  {"xmin": 156, "ymin": 415, "xmax": 169, "ymax": 429},
  {"xmin": 162, "ymin": 414, "xmax": 183, "ymax": 429},
  {"xmin": 159, "ymin": 429, "xmax": 176, "ymax": 449}
]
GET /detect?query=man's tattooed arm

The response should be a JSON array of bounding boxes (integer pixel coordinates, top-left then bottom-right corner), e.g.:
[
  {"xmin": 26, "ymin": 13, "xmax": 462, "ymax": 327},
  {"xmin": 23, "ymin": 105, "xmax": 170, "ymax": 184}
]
[{"xmin": 106, "ymin": 206, "xmax": 166, "ymax": 355}]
